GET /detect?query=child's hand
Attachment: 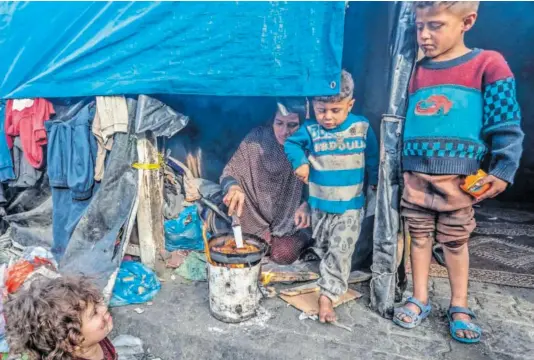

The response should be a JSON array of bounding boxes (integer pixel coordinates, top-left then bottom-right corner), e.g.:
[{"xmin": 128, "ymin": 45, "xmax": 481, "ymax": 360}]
[
  {"xmin": 474, "ymin": 175, "xmax": 508, "ymax": 202},
  {"xmin": 295, "ymin": 164, "xmax": 310, "ymax": 184},
  {"xmin": 294, "ymin": 202, "xmax": 311, "ymax": 229}
]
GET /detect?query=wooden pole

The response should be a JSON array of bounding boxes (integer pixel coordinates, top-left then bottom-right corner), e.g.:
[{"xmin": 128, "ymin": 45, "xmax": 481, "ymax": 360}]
[{"xmin": 136, "ymin": 132, "xmax": 165, "ymax": 273}]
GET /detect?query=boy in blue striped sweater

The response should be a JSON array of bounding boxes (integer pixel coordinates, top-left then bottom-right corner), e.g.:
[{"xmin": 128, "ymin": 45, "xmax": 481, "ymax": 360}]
[{"xmin": 285, "ymin": 70, "xmax": 379, "ymax": 323}]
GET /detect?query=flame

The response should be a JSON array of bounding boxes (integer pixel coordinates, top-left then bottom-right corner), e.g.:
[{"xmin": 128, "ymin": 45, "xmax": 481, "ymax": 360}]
[
  {"xmin": 260, "ymin": 270, "xmax": 274, "ymax": 285},
  {"xmin": 226, "ymin": 263, "xmax": 245, "ymax": 269}
]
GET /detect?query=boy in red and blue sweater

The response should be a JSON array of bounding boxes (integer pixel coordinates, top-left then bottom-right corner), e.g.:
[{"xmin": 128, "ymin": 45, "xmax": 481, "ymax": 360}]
[{"xmin": 393, "ymin": 2, "xmax": 524, "ymax": 344}]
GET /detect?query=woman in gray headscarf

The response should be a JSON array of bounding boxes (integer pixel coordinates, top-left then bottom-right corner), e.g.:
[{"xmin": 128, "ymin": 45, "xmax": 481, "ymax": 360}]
[{"xmin": 220, "ymin": 107, "xmax": 311, "ymax": 264}]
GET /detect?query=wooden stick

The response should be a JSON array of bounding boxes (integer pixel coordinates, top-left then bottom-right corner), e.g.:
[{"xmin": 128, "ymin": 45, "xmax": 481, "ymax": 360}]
[
  {"xmin": 279, "ymin": 283, "xmax": 319, "ymax": 297},
  {"xmin": 136, "ymin": 133, "xmax": 165, "ymax": 272},
  {"xmin": 261, "ymin": 271, "xmax": 319, "ymax": 284}
]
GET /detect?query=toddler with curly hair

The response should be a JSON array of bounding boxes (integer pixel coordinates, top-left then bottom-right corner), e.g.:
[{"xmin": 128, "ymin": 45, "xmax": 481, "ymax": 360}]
[{"xmin": 4, "ymin": 276, "xmax": 116, "ymax": 360}]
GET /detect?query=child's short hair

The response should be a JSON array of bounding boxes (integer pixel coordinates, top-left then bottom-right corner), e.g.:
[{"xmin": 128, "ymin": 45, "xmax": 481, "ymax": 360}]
[
  {"xmin": 4, "ymin": 276, "xmax": 103, "ymax": 360},
  {"xmin": 414, "ymin": 1, "xmax": 480, "ymax": 15},
  {"xmin": 314, "ymin": 70, "xmax": 354, "ymax": 103}
]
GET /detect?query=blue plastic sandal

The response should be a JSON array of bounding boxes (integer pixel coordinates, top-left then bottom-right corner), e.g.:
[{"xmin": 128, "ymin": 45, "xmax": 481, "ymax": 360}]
[
  {"xmin": 447, "ymin": 307, "xmax": 482, "ymax": 344},
  {"xmin": 392, "ymin": 296, "xmax": 432, "ymax": 329}
]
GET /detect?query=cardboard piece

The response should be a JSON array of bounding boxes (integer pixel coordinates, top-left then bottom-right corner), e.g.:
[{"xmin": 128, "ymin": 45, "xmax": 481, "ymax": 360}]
[{"xmin": 280, "ymin": 288, "xmax": 362, "ymax": 315}]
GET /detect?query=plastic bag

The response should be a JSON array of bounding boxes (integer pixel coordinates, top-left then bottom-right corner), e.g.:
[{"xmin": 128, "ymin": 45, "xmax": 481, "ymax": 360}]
[
  {"xmin": 109, "ymin": 261, "xmax": 161, "ymax": 307},
  {"xmin": 5, "ymin": 257, "xmax": 56, "ymax": 294},
  {"xmin": 21, "ymin": 247, "xmax": 58, "ymax": 269},
  {"xmin": 174, "ymin": 252, "xmax": 207, "ymax": 282},
  {"xmin": 164, "ymin": 206, "xmax": 204, "ymax": 251}
]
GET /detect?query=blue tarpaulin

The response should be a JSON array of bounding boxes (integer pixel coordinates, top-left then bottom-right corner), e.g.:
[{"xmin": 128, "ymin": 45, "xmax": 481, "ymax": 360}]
[{"xmin": 0, "ymin": 1, "xmax": 345, "ymax": 98}]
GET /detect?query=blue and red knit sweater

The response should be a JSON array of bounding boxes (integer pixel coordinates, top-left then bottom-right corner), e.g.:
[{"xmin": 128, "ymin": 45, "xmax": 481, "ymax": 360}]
[{"xmin": 403, "ymin": 49, "xmax": 524, "ymax": 184}]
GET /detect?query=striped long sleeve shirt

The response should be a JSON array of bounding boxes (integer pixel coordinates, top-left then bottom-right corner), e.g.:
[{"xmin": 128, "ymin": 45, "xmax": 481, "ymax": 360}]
[{"xmin": 284, "ymin": 114, "xmax": 379, "ymax": 214}]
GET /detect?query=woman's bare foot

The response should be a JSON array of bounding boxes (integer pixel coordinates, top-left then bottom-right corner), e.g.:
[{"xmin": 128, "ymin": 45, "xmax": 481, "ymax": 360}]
[{"xmin": 319, "ymin": 295, "xmax": 336, "ymax": 323}]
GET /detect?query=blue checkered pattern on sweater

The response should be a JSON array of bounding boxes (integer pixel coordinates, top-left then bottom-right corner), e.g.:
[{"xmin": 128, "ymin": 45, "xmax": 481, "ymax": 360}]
[
  {"xmin": 403, "ymin": 139, "xmax": 487, "ymax": 160},
  {"xmin": 483, "ymin": 77, "xmax": 521, "ymax": 128}
]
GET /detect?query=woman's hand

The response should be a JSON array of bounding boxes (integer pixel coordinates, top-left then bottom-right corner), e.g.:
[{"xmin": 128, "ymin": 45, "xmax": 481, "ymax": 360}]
[
  {"xmin": 294, "ymin": 202, "xmax": 311, "ymax": 229},
  {"xmin": 223, "ymin": 185, "xmax": 245, "ymax": 217}
]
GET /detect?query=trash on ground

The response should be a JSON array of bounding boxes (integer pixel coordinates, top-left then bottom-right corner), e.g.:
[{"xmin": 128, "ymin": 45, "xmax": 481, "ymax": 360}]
[
  {"xmin": 175, "ymin": 252, "xmax": 207, "ymax": 281},
  {"xmin": 259, "ymin": 285, "xmax": 277, "ymax": 298},
  {"xmin": 161, "ymin": 250, "xmax": 190, "ymax": 268},
  {"xmin": 112, "ymin": 335, "xmax": 144, "ymax": 360},
  {"xmin": 110, "ymin": 261, "xmax": 161, "ymax": 307},
  {"xmin": 298, "ymin": 311, "xmax": 353, "ymax": 332},
  {"xmin": 331, "ymin": 320, "xmax": 353, "ymax": 332},
  {"xmin": 5, "ymin": 256, "xmax": 59, "ymax": 294},
  {"xmin": 299, "ymin": 312, "xmax": 318, "ymax": 321},
  {"xmin": 134, "ymin": 307, "xmax": 145, "ymax": 314},
  {"xmin": 20, "ymin": 247, "xmax": 57, "ymax": 269}
]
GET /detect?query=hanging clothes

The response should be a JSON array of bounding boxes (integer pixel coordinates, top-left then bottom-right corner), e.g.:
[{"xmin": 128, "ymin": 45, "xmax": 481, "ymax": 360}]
[
  {"xmin": 92, "ymin": 96, "xmax": 129, "ymax": 181},
  {"xmin": 0, "ymin": 101, "xmax": 15, "ymax": 182},
  {"xmin": 10, "ymin": 137, "xmax": 43, "ymax": 188},
  {"xmin": 4, "ymin": 98, "xmax": 54, "ymax": 169},
  {"xmin": 45, "ymin": 100, "xmax": 98, "ymax": 260},
  {"xmin": 46, "ymin": 101, "xmax": 97, "ymax": 201}
]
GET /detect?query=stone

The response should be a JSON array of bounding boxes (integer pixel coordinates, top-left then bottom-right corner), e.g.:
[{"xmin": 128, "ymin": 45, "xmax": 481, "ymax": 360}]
[{"xmin": 484, "ymin": 320, "xmax": 534, "ymax": 359}]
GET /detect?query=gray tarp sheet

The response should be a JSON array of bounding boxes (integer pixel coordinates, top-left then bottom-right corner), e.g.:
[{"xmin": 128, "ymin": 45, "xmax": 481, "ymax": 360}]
[
  {"xmin": 370, "ymin": 2, "xmax": 416, "ymax": 318},
  {"xmin": 59, "ymin": 98, "xmax": 139, "ymax": 290}
]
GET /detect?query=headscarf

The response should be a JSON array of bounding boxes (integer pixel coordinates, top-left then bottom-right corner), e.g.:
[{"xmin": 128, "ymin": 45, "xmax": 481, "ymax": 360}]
[{"xmin": 220, "ymin": 125, "xmax": 304, "ymax": 241}]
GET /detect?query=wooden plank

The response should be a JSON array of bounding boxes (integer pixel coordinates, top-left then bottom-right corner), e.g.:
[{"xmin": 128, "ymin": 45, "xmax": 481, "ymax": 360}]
[
  {"xmin": 279, "ymin": 282, "xmax": 319, "ymax": 297},
  {"xmin": 103, "ymin": 197, "xmax": 140, "ymax": 304},
  {"xmin": 136, "ymin": 133, "xmax": 165, "ymax": 272},
  {"xmin": 260, "ymin": 271, "xmax": 319, "ymax": 285}
]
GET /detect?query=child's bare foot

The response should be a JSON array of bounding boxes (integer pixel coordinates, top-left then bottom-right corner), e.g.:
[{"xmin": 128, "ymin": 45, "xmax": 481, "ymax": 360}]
[{"xmin": 319, "ymin": 295, "xmax": 336, "ymax": 323}]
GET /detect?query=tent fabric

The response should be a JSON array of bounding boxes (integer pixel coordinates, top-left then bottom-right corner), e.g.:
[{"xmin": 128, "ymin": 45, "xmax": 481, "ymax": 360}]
[
  {"xmin": 59, "ymin": 98, "xmax": 139, "ymax": 290},
  {"xmin": 370, "ymin": 2, "xmax": 416, "ymax": 319},
  {"xmin": 0, "ymin": 1, "xmax": 345, "ymax": 99}
]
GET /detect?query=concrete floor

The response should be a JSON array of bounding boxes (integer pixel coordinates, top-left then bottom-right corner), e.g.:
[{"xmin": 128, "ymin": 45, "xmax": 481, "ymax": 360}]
[
  {"xmin": 3, "ymin": 197, "xmax": 532, "ymax": 358},
  {"xmin": 111, "ymin": 201, "xmax": 534, "ymax": 360},
  {"xmin": 111, "ymin": 275, "xmax": 534, "ymax": 360}
]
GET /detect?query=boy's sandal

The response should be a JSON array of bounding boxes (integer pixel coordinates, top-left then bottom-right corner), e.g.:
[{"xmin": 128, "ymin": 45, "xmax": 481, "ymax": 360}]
[
  {"xmin": 392, "ymin": 296, "xmax": 432, "ymax": 329},
  {"xmin": 447, "ymin": 306, "xmax": 482, "ymax": 344}
]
